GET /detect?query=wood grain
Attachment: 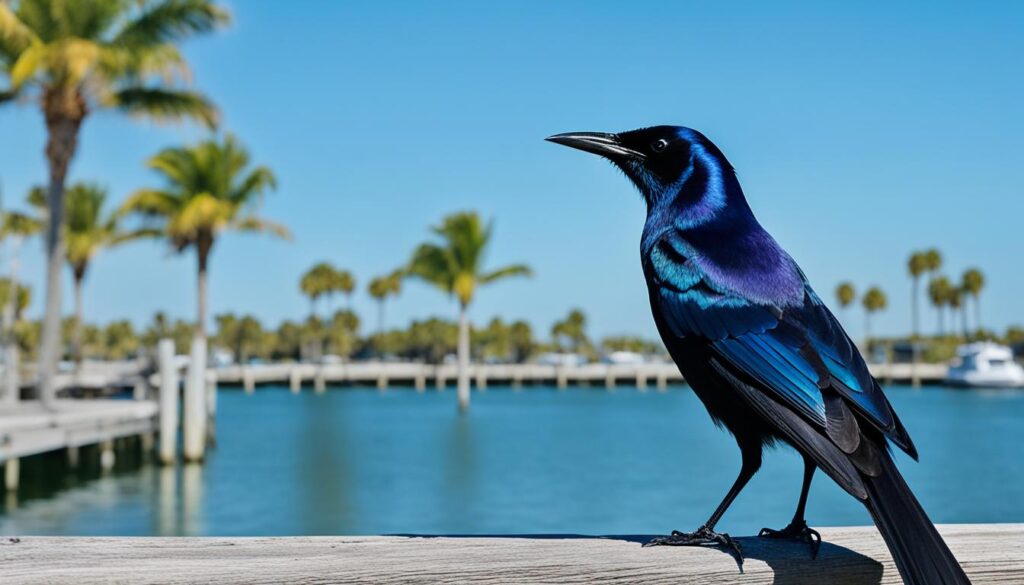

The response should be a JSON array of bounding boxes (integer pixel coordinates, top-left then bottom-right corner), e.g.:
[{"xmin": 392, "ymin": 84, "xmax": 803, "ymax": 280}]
[{"xmin": 1, "ymin": 524, "xmax": 1019, "ymax": 584}]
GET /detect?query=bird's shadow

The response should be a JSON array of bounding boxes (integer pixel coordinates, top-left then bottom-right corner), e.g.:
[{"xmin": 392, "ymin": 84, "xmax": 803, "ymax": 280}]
[{"xmin": 390, "ymin": 533, "xmax": 884, "ymax": 585}]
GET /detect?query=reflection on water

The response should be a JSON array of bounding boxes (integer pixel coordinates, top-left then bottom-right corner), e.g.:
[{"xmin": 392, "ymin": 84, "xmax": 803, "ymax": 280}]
[{"xmin": 1, "ymin": 385, "xmax": 1023, "ymax": 536}]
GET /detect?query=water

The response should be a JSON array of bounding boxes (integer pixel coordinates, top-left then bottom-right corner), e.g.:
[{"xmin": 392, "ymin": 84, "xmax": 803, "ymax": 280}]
[{"xmin": 2, "ymin": 385, "xmax": 1022, "ymax": 536}]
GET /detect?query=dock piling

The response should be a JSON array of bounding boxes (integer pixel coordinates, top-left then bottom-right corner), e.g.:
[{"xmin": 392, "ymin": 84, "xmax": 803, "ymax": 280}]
[
  {"xmin": 289, "ymin": 366, "xmax": 301, "ymax": 394},
  {"xmin": 314, "ymin": 367, "xmax": 326, "ymax": 393},
  {"xmin": 183, "ymin": 337, "xmax": 207, "ymax": 462},
  {"xmin": 4, "ymin": 457, "xmax": 19, "ymax": 491},
  {"xmin": 2, "ymin": 343, "xmax": 18, "ymax": 407},
  {"xmin": 243, "ymin": 367, "xmax": 255, "ymax": 394},
  {"xmin": 157, "ymin": 339, "xmax": 179, "ymax": 465},
  {"xmin": 99, "ymin": 440, "xmax": 115, "ymax": 472}
]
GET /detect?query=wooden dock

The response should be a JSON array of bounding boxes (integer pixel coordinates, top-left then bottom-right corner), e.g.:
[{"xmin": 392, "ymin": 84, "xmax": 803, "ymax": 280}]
[
  {"xmin": 0, "ymin": 524, "xmax": 1018, "ymax": 584},
  {"xmin": 212, "ymin": 362, "xmax": 687, "ymax": 392},
  {"xmin": 211, "ymin": 361, "xmax": 948, "ymax": 392},
  {"xmin": 0, "ymin": 399, "xmax": 158, "ymax": 489}
]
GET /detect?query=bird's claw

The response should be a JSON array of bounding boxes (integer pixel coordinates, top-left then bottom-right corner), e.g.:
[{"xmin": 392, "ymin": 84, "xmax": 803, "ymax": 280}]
[
  {"xmin": 758, "ymin": 520, "xmax": 821, "ymax": 559},
  {"xmin": 643, "ymin": 525, "xmax": 743, "ymax": 569}
]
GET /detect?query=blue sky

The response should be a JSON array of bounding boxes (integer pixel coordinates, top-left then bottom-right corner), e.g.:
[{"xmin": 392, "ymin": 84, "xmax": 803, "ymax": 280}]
[{"xmin": 1, "ymin": 1, "xmax": 1022, "ymax": 341}]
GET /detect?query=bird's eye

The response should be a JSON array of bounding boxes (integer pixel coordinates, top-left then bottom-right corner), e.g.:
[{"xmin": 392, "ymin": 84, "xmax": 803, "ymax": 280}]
[{"xmin": 651, "ymin": 139, "xmax": 669, "ymax": 153}]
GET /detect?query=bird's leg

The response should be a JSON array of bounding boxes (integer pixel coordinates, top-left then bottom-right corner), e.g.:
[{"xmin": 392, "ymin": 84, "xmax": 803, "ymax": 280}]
[
  {"xmin": 644, "ymin": 446, "xmax": 761, "ymax": 569},
  {"xmin": 759, "ymin": 456, "xmax": 822, "ymax": 558}
]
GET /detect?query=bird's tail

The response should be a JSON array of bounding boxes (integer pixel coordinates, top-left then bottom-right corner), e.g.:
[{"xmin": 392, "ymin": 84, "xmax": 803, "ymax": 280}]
[{"xmin": 864, "ymin": 452, "xmax": 971, "ymax": 585}]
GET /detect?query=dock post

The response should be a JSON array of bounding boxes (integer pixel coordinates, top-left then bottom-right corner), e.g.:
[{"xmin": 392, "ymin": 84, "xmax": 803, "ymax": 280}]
[
  {"xmin": 140, "ymin": 432, "xmax": 154, "ymax": 455},
  {"xmin": 605, "ymin": 368, "xmax": 615, "ymax": 390},
  {"xmin": 656, "ymin": 370, "xmax": 668, "ymax": 392},
  {"xmin": 314, "ymin": 367, "xmax": 326, "ymax": 394},
  {"xmin": 67, "ymin": 445, "xmax": 80, "ymax": 469},
  {"xmin": 475, "ymin": 367, "xmax": 487, "ymax": 392},
  {"xmin": 183, "ymin": 336, "xmax": 207, "ymax": 463},
  {"xmin": 377, "ymin": 374, "xmax": 388, "ymax": 391},
  {"xmin": 512, "ymin": 371, "xmax": 522, "ymax": 390},
  {"xmin": 289, "ymin": 366, "xmax": 301, "ymax": 394},
  {"xmin": 4, "ymin": 458, "xmax": 19, "ymax": 491},
  {"xmin": 206, "ymin": 371, "xmax": 218, "ymax": 447},
  {"xmin": 556, "ymin": 367, "xmax": 568, "ymax": 390},
  {"xmin": 436, "ymin": 368, "xmax": 446, "ymax": 391},
  {"xmin": 243, "ymin": 367, "xmax": 255, "ymax": 394},
  {"xmin": 414, "ymin": 368, "xmax": 426, "ymax": 392},
  {"xmin": 158, "ymin": 339, "xmax": 179, "ymax": 466},
  {"xmin": 133, "ymin": 379, "xmax": 147, "ymax": 401},
  {"xmin": 99, "ymin": 440, "xmax": 115, "ymax": 472},
  {"xmin": 636, "ymin": 371, "xmax": 647, "ymax": 392},
  {"xmin": 1, "ymin": 344, "xmax": 18, "ymax": 407}
]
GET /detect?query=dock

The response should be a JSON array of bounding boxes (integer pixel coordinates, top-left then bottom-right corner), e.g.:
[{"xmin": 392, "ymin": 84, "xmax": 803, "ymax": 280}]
[
  {"xmin": 1, "ymin": 524, "xmax": 1018, "ymax": 584},
  {"xmin": 211, "ymin": 361, "xmax": 948, "ymax": 392},
  {"xmin": 0, "ymin": 399, "xmax": 158, "ymax": 490},
  {"xmin": 212, "ymin": 362, "xmax": 687, "ymax": 392}
]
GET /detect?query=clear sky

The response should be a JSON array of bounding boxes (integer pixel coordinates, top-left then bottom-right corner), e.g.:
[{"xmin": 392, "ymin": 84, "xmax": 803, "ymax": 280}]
[{"xmin": 1, "ymin": 1, "xmax": 1022, "ymax": 342}]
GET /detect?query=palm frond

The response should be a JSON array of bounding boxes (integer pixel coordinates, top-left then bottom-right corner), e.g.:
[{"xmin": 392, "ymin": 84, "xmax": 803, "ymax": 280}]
[
  {"xmin": 109, "ymin": 226, "xmax": 163, "ymax": 245},
  {"xmin": 113, "ymin": 0, "xmax": 229, "ymax": 48},
  {"xmin": 26, "ymin": 185, "xmax": 48, "ymax": 209},
  {"xmin": 1, "ymin": 211, "xmax": 43, "ymax": 238},
  {"xmin": 479, "ymin": 263, "xmax": 532, "ymax": 284},
  {"xmin": 407, "ymin": 243, "xmax": 456, "ymax": 293},
  {"xmin": 0, "ymin": 86, "xmax": 20, "ymax": 102},
  {"xmin": 9, "ymin": 38, "xmax": 45, "ymax": 86},
  {"xmin": 118, "ymin": 188, "xmax": 181, "ymax": 217},
  {"xmin": 112, "ymin": 86, "xmax": 219, "ymax": 128},
  {"xmin": 0, "ymin": 3, "xmax": 35, "ymax": 57},
  {"xmin": 230, "ymin": 165, "xmax": 276, "ymax": 204},
  {"xmin": 232, "ymin": 216, "xmax": 291, "ymax": 240}
]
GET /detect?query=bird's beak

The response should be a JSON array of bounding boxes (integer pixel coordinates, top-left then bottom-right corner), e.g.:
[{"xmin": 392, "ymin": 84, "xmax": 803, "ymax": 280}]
[{"xmin": 545, "ymin": 132, "xmax": 644, "ymax": 162}]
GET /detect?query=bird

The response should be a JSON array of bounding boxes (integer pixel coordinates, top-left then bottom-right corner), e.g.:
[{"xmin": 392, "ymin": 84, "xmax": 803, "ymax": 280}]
[{"xmin": 546, "ymin": 126, "xmax": 971, "ymax": 585}]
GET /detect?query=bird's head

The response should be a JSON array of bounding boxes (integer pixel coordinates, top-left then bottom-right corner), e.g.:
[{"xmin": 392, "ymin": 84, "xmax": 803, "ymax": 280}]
[{"xmin": 546, "ymin": 126, "xmax": 742, "ymax": 230}]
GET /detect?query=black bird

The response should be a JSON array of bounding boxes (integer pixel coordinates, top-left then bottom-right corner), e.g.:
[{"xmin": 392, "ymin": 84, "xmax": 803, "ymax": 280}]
[{"xmin": 547, "ymin": 126, "xmax": 971, "ymax": 585}]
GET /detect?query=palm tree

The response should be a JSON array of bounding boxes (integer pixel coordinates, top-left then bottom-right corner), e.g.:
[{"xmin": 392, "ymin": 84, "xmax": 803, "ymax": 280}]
[
  {"xmin": 927, "ymin": 276, "xmax": 952, "ymax": 336},
  {"xmin": 120, "ymin": 134, "xmax": 289, "ymax": 340},
  {"xmin": 1, "ymin": 0, "xmax": 228, "ymax": 404},
  {"xmin": 407, "ymin": 211, "xmax": 531, "ymax": 411},
  {"xmin": 332, "ymin": 269, "xmax": 356, "ymax": 310},
  {"xmin": 368, "ymin": 270, "xmax": 402, "ymax": 333},
  {"xmin": 961, "ymin": 268, "xmax": 985, "ymax": 336},
  {"xmin": 300, "ymin": 262, "xmax": 334, "ymax": 318},
  {"xmin": 62, "ymin": 183, "xmax": 153, "ymax": 361},
  {"xmin": 862, "ymin": 286, "xmax": 887, "ymax": 350},
  {"xmin": 835, "ymin": 281, "xmax": 856, "ymax": 325},
  {"xmin": 552, "ymin": 308, "xmax": 588, "ymax": 353},
  {"xmin": 948, "ymin": 286, "xmax": 967, "ymax": 340},
  {"xmin": 922, "ymin": 248, "xmax": 942, "ymax": 333},
  {"xmin": 907, "ymin": 252, "xmax": 928, "ymax": 385}
]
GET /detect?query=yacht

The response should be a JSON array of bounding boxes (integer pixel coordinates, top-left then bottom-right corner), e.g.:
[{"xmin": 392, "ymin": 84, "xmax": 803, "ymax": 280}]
[{"xmin": 944, "ymin": 342, "xmax": 1024, "ymax": 388}]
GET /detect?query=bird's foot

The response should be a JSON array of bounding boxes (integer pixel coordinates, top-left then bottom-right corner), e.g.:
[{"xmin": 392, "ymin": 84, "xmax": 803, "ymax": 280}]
[
  {"xmin": 758, "ymin": 519, "xmax": 821, "ymax": 559},
  {"xmin": 643, "ymin": 525, "xmax": 743, "ymax": 568}
]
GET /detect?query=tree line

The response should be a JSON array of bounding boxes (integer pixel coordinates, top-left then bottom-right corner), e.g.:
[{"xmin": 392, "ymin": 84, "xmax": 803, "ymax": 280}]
[{"xmin": 833, "ymin": 248, "xmax": 1004, "ymax": 363}]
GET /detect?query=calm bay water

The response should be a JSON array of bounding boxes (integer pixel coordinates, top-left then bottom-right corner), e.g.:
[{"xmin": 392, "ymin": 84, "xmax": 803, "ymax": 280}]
[{"xmin": 2, "ymin": 385, "xmax": 1022, "ymax": 536}]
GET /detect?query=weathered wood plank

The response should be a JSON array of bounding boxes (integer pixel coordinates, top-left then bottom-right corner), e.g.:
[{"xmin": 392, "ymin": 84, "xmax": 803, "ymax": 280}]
[{"xmin": 1, "ymin": 524, "xmax": 1019, "ymax": 584}]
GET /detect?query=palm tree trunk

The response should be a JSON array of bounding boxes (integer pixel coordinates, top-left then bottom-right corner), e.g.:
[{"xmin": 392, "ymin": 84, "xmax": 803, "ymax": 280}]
[
  {"xmin": 73, "ymin": 274, "xmax": 84, "ymax": 364},
  {"xmin": 974, "ymin": 296, "xmax": 982, "ymax": 337},
  {"xmin": 457, "ymin": 304, "xmax": 470, "ymax": 412},
  {"xmin": 37, "ymin": 101, "xmax": 84, "ymax": 406},
  {"xmin": 911, "ymin": 278, "xmax": 920, "ymax": 388},
  {"xmin": 378, "ymin": 300, "xmax": 386, "ymax": 333},
  {"xmin": 864, "ymin": 312, "xmax": 872, "ymax": 354},
  {"xmin": 196, "ymin": 242, "xmax": 211, "ymax": 339}
]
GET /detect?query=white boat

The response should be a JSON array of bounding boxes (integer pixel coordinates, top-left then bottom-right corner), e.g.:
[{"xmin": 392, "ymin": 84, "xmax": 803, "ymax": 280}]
[{"xmin": 944, "ymin": 342, "xmax": 1024, "ymax": 388}]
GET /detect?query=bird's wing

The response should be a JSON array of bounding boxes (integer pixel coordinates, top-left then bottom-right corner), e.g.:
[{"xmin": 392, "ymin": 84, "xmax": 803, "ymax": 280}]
[{"xmin": 648, "ymin": 232, "xmax": 917, "ymax": 460}]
